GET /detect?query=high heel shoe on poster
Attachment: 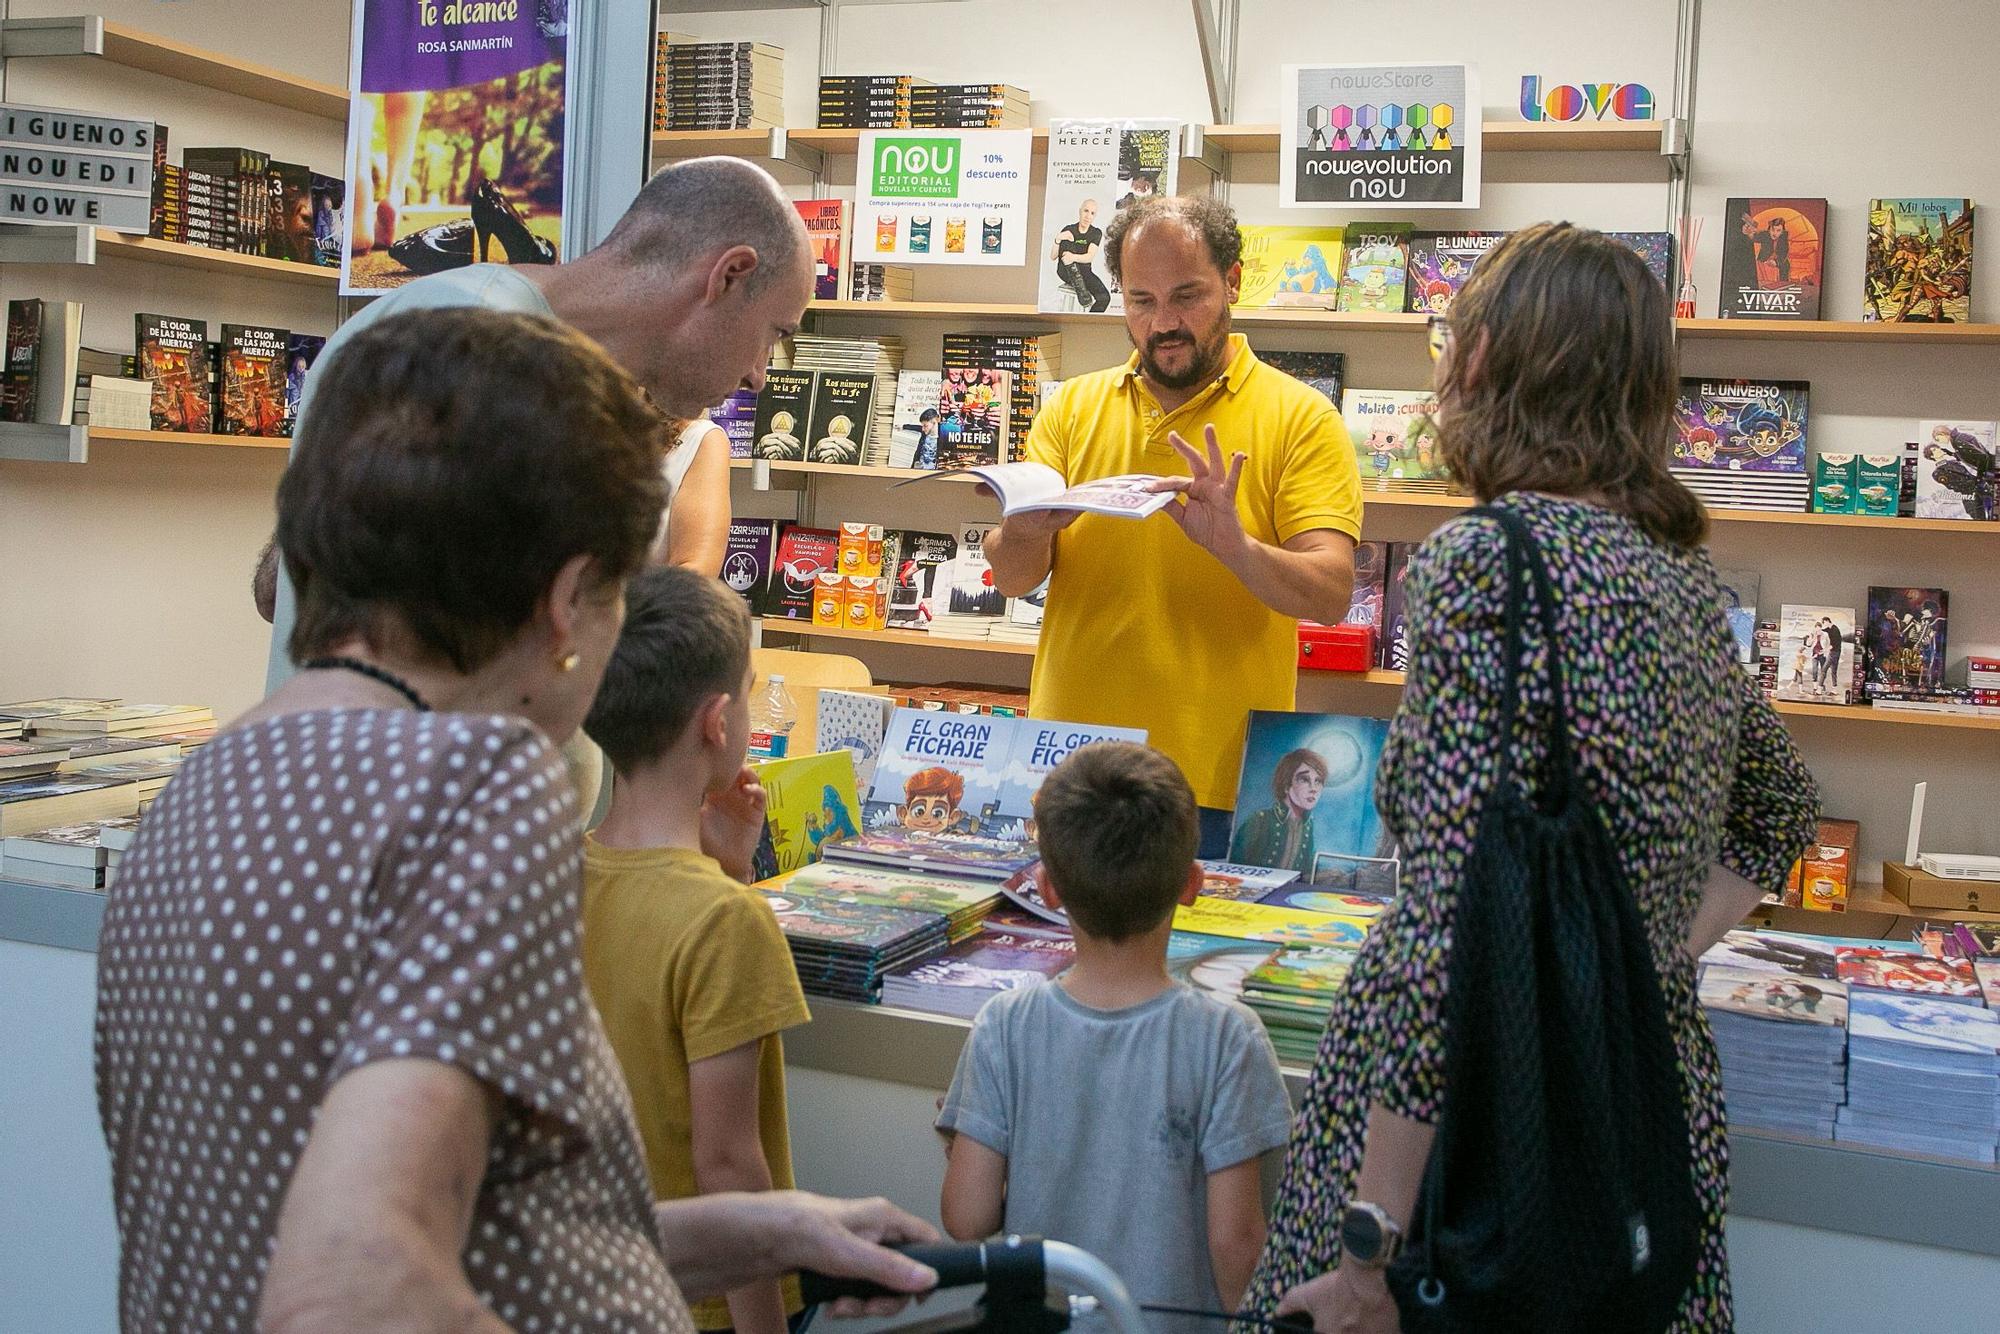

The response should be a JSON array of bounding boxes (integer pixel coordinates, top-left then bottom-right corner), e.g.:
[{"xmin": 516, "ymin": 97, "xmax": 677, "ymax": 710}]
[
  {"xmin": 471, "ymin": 179, "xmax": 557, "ymax": 264},
  {"xmin": 388, "ymin": 218, "xmax": 475, "ymax": 274}
]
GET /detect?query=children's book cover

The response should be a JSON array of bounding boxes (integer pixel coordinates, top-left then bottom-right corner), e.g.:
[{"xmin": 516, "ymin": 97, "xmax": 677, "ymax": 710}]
[
  {"xmin": 1244, "ymin": 944, "xmax": 1360, "ymax": 997},
  {"xmin": 1698, "ymin": 967, "xmax": 1849, "ymax": 1026},
  {"xmin": 992, "ymin": 718, "xmax": 1147, "ymax": 833},
  {"xmin": 1173, "ymin": 896, "xmax": 1373, "ymax": 949},
  {"xmin": 1405, "ymin": 231, "xmax": 1505, "ymax": 314},
  {"xmin": 1672, "ymin": 379, "xmax": 1809, "ymax": 473},
  {"xmin": 1719, "ymin": 199, "xmax": 1826, "ymax": 319},
  {"xmin": 1257, "ymin": 349, "xmax": 1344, "ymax": 406},
  {"xmin": 1167, "ymin": 934, "xmax": 1279, "ymax": 1002},
  {"xmin": 1864, "ymin": 586, "xmax": 1949, "ymax": 695},
  {"xmin": 821, "ymin": 827, "xmax": 1040, "ymax": 882},
  {"xmin": 1836, "ymin": 947, "xmax": 1982, "ymax": 1003},
  {"xmin": 1342, "ymin": 388, "xmax": 1443, "ymax": 491},
  {"xmin": 1604, "ymin": 231, "xmax": 1674, "ymax": 292},
  {"xmin": 759, "ymin": 890, "xmax": 942, "ymax": 950},
  {"xmin": 135, "ymin": 313, "xmax": 211, "ymax": 433},
  {"xmin": 1913, "ymin": 420, "xmax": 1998, "ymax": 521},
  {"xmin": 1865, "ymin": 198, "xmax": 1974, "ymax": 323},
  {"xmin": 892, "ymin": 930, "xmax": 1075, "ymax": 993},
  {"xmin": 1775, "ymin": 604, "xmax": 1856, "ymax": 704},
  {"xmin": 1340, "ymin": 541, "xmax": 1389, "ymax": 631},
  {"xmin": 1235, "ymin": 225, "xmax": 1343, "ymax": 309},
  {"xmin": 1335, "ymin": 223, "xmax": 1411, "ymax": 313},
  {"xmin": 1715, "ymin": 567, "xmax": 1760, "ymax": 664},
  {"xmin": 219, "ymin": 324, "xmax": 288, "ymax": 436},
  {"xmin": 806, "ymin": 369, "xmax": 871, "ymax": 465},
  {"xmin": 1257, "ymin": 883, "xmax": 1391, "ymax": 919},
  {"xmin": 752, "ymin": 749, "xmax": 861, "ymax": 876},
  {"xmin": 785, "ymin": 860, "xmax": 1000, "ymax": 922},
  {"xmin": 1847, "ymin": 991, "xmax": 2000, "ymax": 1056},
  {"xmin": 815, "ymin": 689, "xmax": 897, "ymax": 788},
  {"xmin": 862, "ymin": 709, "xmax": 1011, "ymax": 834},
  {"xmin": 1227, "ymin": 712, "xmax": 1392, "ymax": 878},
  {"xmin": 937, "ymin": 367, "xmax": 1011, "ymax": 468},
  {"xmin": 1702, "ymin": 929, "xmax": 1846, "ymax": 980},
  {"xmin": 885, "ymin": 529, "xmax": 958, "ymax": 630},
  {"xmin": 1194, "ymin": 861, "xmax": 1301, "ymax": 901},
  {"xmin": 752, "ymin": 369, "xmax": 814, "ymax": 461}
]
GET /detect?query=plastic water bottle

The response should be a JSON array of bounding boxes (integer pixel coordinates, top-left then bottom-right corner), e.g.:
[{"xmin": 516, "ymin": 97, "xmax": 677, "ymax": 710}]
[{"xmin": 748, "ymin": 674, "xmax": 798, "ymax": 760}]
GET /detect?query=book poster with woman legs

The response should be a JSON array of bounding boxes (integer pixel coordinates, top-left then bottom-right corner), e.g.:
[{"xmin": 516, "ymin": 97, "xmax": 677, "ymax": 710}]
[{"xmin": 342, "ymin": 0, "xmax": 570, "ymax": 294}]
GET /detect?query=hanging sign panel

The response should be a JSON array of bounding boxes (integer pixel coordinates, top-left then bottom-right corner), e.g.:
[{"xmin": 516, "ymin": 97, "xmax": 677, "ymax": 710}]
[
  {"xmin": 0, "ymin": 103, "xmax": 154, "ymax": 231},
  {"xmin": 856, "ymin": 130, "xmax": 1032, "ymax": 267},
  {"xmin": 1036, "ymin": 118, "xmax": 1181, "ymax": 314},
  {"xmin": 1281, "ymin": 64, "xmax": 1481, "ymax": 210},
  {"xmin": 342, "ymin": 0, "xmax": 572, "ymax": 295}
]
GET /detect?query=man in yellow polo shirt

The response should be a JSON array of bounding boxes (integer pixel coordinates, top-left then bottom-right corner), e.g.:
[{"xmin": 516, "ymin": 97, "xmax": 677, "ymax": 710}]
[{"xmin": 987, "ymin": 194, "xmax": 1363, "ymax": 854}]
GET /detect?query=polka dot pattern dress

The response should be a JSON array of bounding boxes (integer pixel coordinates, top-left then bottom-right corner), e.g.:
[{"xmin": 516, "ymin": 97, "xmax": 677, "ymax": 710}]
[
  {"xmin": 94, "ymin": 708, "xmax": 696, "ymax": 1332},
  {"xmin": 1245, "ymin": 493, "xmax": 1819, "ymax": 1332}
]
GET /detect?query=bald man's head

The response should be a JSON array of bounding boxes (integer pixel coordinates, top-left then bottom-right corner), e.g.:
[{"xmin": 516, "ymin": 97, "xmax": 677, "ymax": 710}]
[{"xmin": 602, "ymin": 156, "xmax": 809, "ymax": 296}]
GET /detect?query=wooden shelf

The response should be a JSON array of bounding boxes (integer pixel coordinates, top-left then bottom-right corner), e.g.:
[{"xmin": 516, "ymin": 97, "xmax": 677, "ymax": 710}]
[
  {"xmin": 1357, "ymin": 490, "xmax": 2000, "ymax": 535},
  {"xmin": 1679, "ymin": 318, "xmax": 2000, "ymax": 344},
  {"xmin": 93, "ymin": 231, "xmax": 340, "ymax": 287},
  {"xmin": 790, "ymin": 127, "xmax": 1050, "ymax": 155},
  {"xmin": 1771, "ymin": 700, "xmax": 2000, "ymax": 732},
  {"xmin": 757, "ymin": 618, "xmax": 1037, "ymax": 656},
  {"xmin": 88, "ymin": 427, "xmax": 290, "ymax": 451},
  {"xmin": 0, "ymin": 17, "xmax": 347, "ymax": 119},
  {"xmin": 729, "ymin": 458, "xmax": 977, "ymax": 482},
  {"xmin": 811, "ymin": 299, "xmax": 1044, "ymax": 321}
]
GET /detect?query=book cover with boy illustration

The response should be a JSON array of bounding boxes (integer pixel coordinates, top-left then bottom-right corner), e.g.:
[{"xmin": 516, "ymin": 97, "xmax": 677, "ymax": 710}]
[
  {"xmin": 1228, "ymin": 711, "xmax": 1393, "ymax": 881},
  {"xmin": 1405, "ymin": 231, "xmax": 1505, "ymax": 314},
  {"xmin": 1342, "ymin": 389, "xmax": 1443, "ymax": 493},
  {"xmin": 1672, "ymin": 379, "xmax": 1809, "ymax": 473}
]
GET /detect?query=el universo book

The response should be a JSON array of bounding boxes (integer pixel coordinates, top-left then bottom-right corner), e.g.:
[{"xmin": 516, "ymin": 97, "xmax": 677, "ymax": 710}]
[
  {"xmin": 1671, "ymin": 379, "xmax": 1809, "ymax": 472},
  {"xmin": 219, "ymin": 324, "xmax": 289, "ymax": 436},
  {"xmin": 135, "ymin": 313, "xmax": 211, "ymax": 433},
  {"xmin": 1720, "ymin": 199, "xmax": 1827, "ymax": 319},
  {"xmin": 1406, "ymin": 231, "xmax": 1505, "ymax": 314}
]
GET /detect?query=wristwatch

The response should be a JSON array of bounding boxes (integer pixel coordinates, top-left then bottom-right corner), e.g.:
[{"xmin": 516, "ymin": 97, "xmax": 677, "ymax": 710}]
[{"xmin": 1338, "ymin": 1201, "xmax": 1404, "ymax": 1269}]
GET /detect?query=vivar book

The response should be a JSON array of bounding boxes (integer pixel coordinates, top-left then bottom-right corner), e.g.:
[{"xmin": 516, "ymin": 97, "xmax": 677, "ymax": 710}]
[{"xmin": 1720, "ymin": 198, "xmax": 1827, "ymax": 319}]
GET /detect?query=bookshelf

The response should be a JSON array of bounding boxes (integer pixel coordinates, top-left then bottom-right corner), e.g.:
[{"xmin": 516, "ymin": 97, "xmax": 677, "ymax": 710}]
[
  {"xmin": 1359, "ymin": 490, "xmax": 2000, "ymax": 536},
  {"xmin": 729, "ymin": 458, "xmax": 977, "ymax": 482},
  {"xmin": 756, "ymin": 618, "xmax": 1038, "ymax": 657},
  {"xmin": 94, "ymin": 232, "xmax": 340, "ymax": 287},
  {"xmin": 0, "ymin": 16, "xmax": 349, "ymax": 119},
  {"xmin": 1677, "ymin": 318, "xmax": 2000, "ymax": 345},
  {"xmin": 89, "ymin": 428, "xmax": 290, "ymax": 451}
]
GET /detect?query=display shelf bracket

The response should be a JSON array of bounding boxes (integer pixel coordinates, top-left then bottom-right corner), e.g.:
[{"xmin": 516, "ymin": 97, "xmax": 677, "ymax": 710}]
[
  {"xmin": 1658, "ymin": 116, "xmax": 1690, "ymax": 166},
  {"xmin": 771, "ymin": 128, "xmax": 826, "ymax": 178},
  {"xmin": 0, "ymin": 222, "xmax": 97, "ymax": 265},
  {"xmin": 1180, "ymin": 123, "xmax": 1226, "ymax": 179},
  {"xmin": 0, "ymin": 422, "xmax": 89, "ymax": 463}
]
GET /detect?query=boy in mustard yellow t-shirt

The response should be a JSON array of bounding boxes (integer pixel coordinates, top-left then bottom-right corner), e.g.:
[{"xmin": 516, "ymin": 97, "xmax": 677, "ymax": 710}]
[{"xmin": 582, "ymin": 567, "xmax": 810, "ymax": 1334}]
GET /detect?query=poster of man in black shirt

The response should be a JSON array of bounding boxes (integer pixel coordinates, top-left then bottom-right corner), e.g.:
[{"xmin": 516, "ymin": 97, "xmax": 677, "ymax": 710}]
[{"xmin": 1052, "ymin": 199, "xmax": 1111, "ymax": 312}]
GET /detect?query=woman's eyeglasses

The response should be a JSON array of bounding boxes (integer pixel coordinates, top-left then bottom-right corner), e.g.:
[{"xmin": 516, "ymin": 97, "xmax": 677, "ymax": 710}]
[{"xmin": 1426, "ymin": 315, "xmax": 1451, "ymax": 363}]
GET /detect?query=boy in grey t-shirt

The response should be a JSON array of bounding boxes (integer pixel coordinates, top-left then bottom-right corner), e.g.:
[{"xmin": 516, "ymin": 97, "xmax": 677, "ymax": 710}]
[{"xmin": 936, "ymin": 743, "xmax": 1293, "ymax": 1330}]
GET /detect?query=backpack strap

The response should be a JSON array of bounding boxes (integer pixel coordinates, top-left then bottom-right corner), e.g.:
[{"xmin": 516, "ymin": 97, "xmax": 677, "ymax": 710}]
[{"xmin": 1465, "ymin": 503, "xmax": 1577, "ymax": 810}]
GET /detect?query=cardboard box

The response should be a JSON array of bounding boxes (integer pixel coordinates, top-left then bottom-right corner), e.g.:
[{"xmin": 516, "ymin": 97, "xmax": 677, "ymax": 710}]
[{"xmin": 1884, "ymin": 861, "xmax": 2000, "ymax": 914}]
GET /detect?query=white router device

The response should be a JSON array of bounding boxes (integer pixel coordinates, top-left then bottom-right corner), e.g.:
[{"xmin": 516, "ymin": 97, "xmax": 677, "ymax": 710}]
[{"xmin": 1904, "ymin": 781, "xmax": 2000, "ymax": 881}]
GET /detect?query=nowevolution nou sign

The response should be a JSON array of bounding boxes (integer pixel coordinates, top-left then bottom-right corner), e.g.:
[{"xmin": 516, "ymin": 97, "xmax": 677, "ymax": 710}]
[{"xmin": 1280, "ymin": 64, "xmax": 1482, "ymax": 210}]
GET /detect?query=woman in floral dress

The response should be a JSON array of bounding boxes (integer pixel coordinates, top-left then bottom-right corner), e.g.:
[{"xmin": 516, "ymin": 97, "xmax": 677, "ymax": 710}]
[{"xmin": 1245, "ymin": 224, "xmax": 1820, "ymax": 1334}]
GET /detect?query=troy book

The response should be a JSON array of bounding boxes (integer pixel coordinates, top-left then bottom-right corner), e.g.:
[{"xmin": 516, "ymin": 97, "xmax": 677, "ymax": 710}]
[
  {"xmin": 1336, "ymin": 223, "xmax": 1411, "ymax": 313},
  {"xmin": 1720, "ymin": 198, "xmax": 1827, "ymax": 319},
  {"xmin": 1865, "ymin": 198, "xmax": 1974, "ymax": 323},
  {"xmin": 135, "ymin": 313, "xmax": 211, "ymax": 433},
  {"xmin": 1672, "ymin": 379, "xmax": 1809, "ymax": 473},
  {"xmin": 219, "ymin": 324, "xmax": 289, "ymax": 436}
]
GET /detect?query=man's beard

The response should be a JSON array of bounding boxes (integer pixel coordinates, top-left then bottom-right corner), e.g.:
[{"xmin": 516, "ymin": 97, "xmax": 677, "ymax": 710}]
[{"xmin": 1135, "ymin": 322, "xmax": 1229, "ymax": 390}]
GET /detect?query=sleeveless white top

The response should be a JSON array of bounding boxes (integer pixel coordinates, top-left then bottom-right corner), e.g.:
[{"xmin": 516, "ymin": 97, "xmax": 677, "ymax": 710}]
[{"xmin": 655, "ymin": 418, "xmax": 712, "ymax": 552}]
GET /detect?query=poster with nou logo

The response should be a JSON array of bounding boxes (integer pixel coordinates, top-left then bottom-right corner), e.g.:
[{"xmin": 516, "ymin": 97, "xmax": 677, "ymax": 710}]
[
  {"xmin": 1280, "ymin": 64, "xmax": 1481, "ymax": 210},
  {"xmin": 857, "ymin": 129, "xmax": 1032, "ymax": 266}
]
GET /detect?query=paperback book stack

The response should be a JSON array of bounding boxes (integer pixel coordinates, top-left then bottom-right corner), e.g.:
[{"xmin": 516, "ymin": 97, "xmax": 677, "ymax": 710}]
[
  {"xmin": 761, "ymin": 888, "xmax": 949, "ymax": 1003},
  {"xmin": 1670, "ymin": 379, "xmax": 1811, "ymax": 512},
  {"xmin": 1699, "ymin": 966, "xmax": 1850, "ymax": 1139},
  {"xmin": 943, "ymin": 331, "xmax": 1060, "ymax": 459},
  {"xmin": 850, "ymin": 263, "xmax": 915, "ymax": 302},
  {"xmin": 787, "ymin": 334, "xmax": 905, "ymax": 466},
  {"xmin": 782, "ymin": 860, "xmax": 1003, "ymax": 944},
  {"xmin": 33, "ymin": 703, "xmax": 215, "ymax": 744},
  {"xmin": 1837, "ymin": 993, "xmax": 2000, "ymax": 1162},
  {"xmin": 909, "ymin": 84, "xmax": 1031, "ymax": 130},
  {"xmin": 924, "ymin": 524, "xmax": 1009, "ymax": 643},
  {"xmin": 818, "ymin": 75, "xmax": 927, "ymax": 130},
  {"xmin": 0, "ymin": 820, "xmax": 123, "ymax": 891},
  {"xmin": 1239, "ymin": 945, "xmax": 1356, "ymax": 1065},
  {"xmin": 1836, "ymin": 945, "xmax": 1983, "ymax": 1004},
  {"xmin": 98, "ymin": 815, "xmax": 141, "ymax": 887},
  {"xmin": 880, "ymin": 923, "xmax": 1075, "ymax": 1018},
  {"xmin": 654, "ymin": 34, "xmax": 784, "ymax": 131}
]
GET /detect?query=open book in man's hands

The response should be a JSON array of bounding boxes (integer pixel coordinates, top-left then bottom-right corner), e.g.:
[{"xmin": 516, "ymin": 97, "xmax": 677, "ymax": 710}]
[{"xmin": 894, "ymin": 461, "xmax": 1176, "ymax": 519}]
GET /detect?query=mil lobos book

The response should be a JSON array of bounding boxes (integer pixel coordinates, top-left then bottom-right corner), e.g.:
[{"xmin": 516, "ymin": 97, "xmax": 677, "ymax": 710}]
[
  {"xmin": 1865, "ymin": 198, "xmax": 1974, "ymax": 323},
  {"xmin": 135, "ymin": 313, "xmax": 211, "ymax": 433},
  {"xmin": 752, "ymin": 368, "xmax": 815, "ymax": 461},
  {"xmin": 219, "ymin": 324, "xmax": 289, "ymax": 436},
  {"xmin": 806, "ymin": 370, "xmax": 873, "ymax": 465},
  {"xmin": 1721, "ymin": 199, "xmax": 1827, "ymax": 319}
]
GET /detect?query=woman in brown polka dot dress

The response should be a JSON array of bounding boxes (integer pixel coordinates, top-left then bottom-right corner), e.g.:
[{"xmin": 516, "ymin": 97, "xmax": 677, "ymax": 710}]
[
  {"xmin": 1247, "ymin": 227, "xmax": 1819, "ymax": 1334},
  {"xmin": 94, "ymin": 309, "xmax": 936, "ymax": 1332}
]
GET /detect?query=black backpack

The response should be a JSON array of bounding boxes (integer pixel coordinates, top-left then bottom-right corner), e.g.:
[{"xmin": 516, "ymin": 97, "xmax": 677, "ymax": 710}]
[{"xmin": 1384, "ymin": 504, "xmax": 1701, "ymax": 1333}]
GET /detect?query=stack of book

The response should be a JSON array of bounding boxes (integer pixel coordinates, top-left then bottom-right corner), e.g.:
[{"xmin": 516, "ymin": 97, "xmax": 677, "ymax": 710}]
[
  {"xmin": 782, "ymin": 860, "xmax": 1003, "ymax": 943},
  {"xmin": 788, "ymin": 334, "xmax": 905, "ymax": 465},
  {"xmin": 654, "ymin": 34, "xmax": 784, "ymax": 131},
  {"xmin": 909, "ymin": 83, "xmax": 1031, "ymax": 129},
  {"xmin": 1837, "ymin": 993, "xmax": 2000, "ymax": 1162},
  {"xmin": 0, "ymin": 773, "xmax": 144, "ymax": 838},
  {"xmin": 34, "ymin": 702, "xmax": 215, "ymax": 744},
  {"xmin": 160, "ymin": 147, "xmax": 341, "ymax": 266},
  {"xmin": 880, "ymin": 922, "xmax": 1074, "ymax": 1018},
  {"xmin": 943, "ymin": 332, "xmax": 1060, "ymax": 459},
  {"xmin": 98, "ymin": 816, "xmax": 142, "ymax": 887},
  {"xmin": 1835, "ymin": 945, "xmax": 1984, "ymax": 1004},
  {"xmin": 761, "ymin": 889, "xmax": 949, "ymax": 1003},
  {"xmin": 818, "ymin": 75, "xmax": 927, "ymax": 129},
  {"xmin": 1239, "ymin": 944, "xmax": 1356, "ymax": 1065},
  {"xmin": 924, "ymin": 525, "xmax": 1008, "ymax": 643},
  {"xmin": 850, "ymin": 263, "xmax": 915, "ymax": 302},
  {"xmin": 986, "ymin": 599, "xmax": 1043, "ymax": 647},
  {"xmin": 1670, "ymin": 379, "xmax": 1811, "ymax": 513},
  {"xmin": 1699, "ymin": 966, "xmax": 1850, "ymax": 1139},
  {"xmin": 0, "ymin": 820, "xmax": 122, "ymax": 891}
]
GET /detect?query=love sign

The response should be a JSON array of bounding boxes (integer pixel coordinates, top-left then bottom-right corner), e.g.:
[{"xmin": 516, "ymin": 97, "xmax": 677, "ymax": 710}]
[{"xmin": 1519, "ymin": 76, "xmax": 1654, "ymax": 122}]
